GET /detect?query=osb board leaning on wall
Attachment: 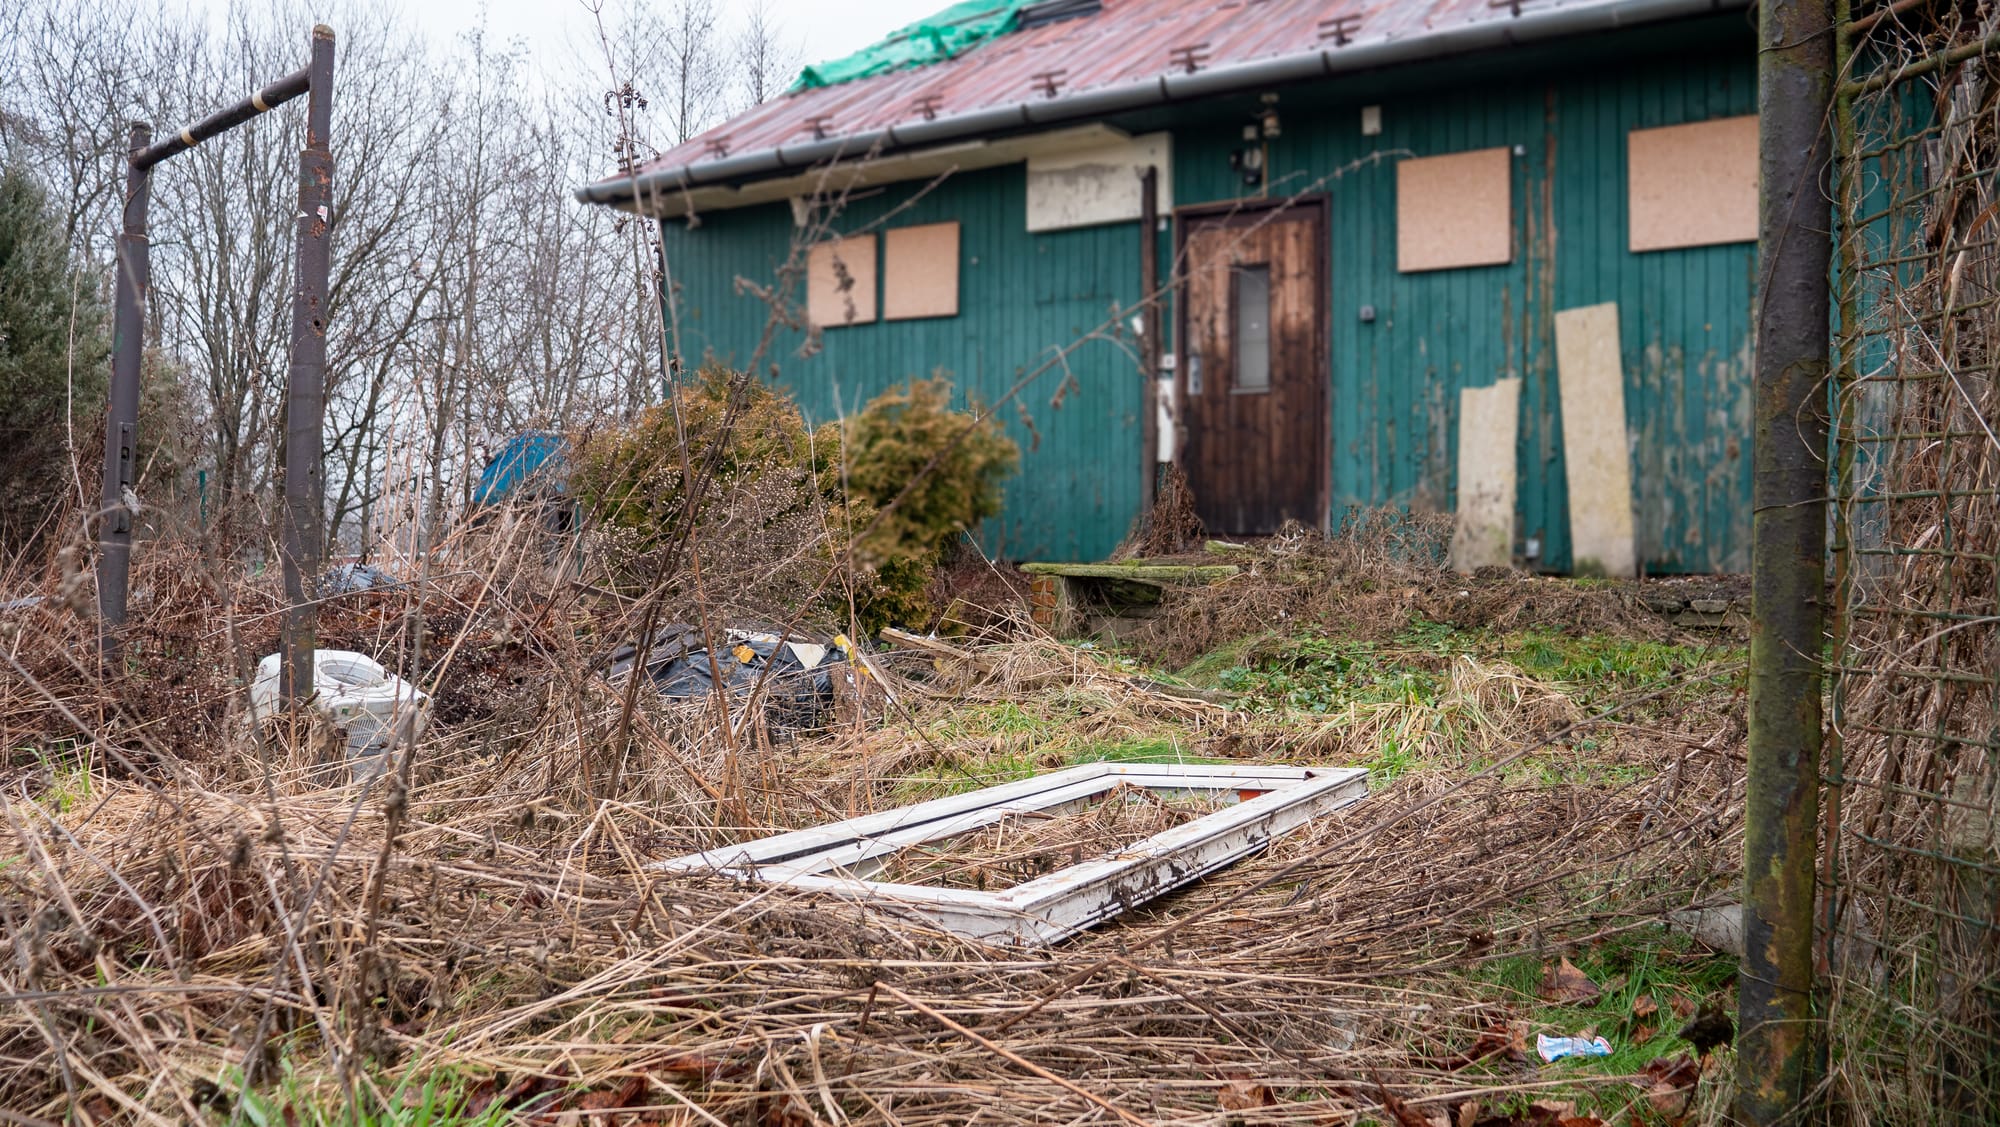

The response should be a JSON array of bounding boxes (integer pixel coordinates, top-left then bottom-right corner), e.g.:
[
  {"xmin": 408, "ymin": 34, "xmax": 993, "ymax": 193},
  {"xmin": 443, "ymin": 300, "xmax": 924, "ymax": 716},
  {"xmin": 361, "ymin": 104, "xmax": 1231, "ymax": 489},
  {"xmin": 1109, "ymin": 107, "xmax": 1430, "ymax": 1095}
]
[{"xmin": 1554, "ymin": 303, "xmax": 1637, "ymax": 578}]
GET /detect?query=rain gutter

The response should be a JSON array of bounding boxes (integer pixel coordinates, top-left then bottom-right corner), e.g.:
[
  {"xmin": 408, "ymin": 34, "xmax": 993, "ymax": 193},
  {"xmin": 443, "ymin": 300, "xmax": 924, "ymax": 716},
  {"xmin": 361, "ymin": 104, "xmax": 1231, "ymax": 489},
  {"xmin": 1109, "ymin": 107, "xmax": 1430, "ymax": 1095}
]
[{"xmin": 576, "ymin": 0, "xmax": 1747, "ymax": 208}]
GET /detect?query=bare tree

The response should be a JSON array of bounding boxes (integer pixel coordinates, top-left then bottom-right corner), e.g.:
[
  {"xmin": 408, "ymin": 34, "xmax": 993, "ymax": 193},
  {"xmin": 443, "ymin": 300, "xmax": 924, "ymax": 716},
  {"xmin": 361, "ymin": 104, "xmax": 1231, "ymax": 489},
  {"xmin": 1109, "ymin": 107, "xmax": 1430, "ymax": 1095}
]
[
  {"xmin": 0, "ymin": 0, "xmax": 791, "ymax": 562},
  {"xmin": 735, "ymin": 0, "xmax": 801, "ymax": 109},
  {"xmin": 0, "ymin": 0, "xmax": 164, "ymax": 258}
]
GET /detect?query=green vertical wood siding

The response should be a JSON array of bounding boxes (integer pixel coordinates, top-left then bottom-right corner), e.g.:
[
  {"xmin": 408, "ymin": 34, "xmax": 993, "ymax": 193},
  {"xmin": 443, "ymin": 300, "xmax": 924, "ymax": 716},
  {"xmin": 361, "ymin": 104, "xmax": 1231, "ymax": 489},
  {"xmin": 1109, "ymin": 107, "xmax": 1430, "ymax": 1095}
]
[
  {"xmin": 1173, "ymin": 31, "xmax": 1754, "ymax": 572},
  {"xmin": 661, "ymin": 172, "xmax": 1145, "ymax": 561},
  {"xmin": 656, "ymin": 19, "xmax": 1756, "ymax": 570}
]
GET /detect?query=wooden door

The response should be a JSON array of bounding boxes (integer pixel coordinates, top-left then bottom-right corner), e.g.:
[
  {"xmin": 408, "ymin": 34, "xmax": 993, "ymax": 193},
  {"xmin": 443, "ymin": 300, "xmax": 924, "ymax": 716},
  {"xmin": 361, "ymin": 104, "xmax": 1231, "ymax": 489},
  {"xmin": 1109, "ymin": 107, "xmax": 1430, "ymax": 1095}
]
[{"xmin": 1177, "ymin": 202, "xmax": 1327, "ymax": 536}]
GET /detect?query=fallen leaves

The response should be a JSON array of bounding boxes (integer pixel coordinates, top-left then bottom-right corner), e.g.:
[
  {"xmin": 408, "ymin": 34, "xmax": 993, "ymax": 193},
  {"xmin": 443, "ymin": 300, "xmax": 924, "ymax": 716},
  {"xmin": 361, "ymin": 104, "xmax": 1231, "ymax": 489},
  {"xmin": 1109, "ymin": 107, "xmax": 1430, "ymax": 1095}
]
[
  {"xmin": 459, "ymin": 1057, "xmax": 744, "ymax": 1124},
  {"xmin": 1629, "ymin": 992, "xmax": 1660, "ymax": 1044},
  {"xmin": 1370, "ymin": 1077, "xmax": 1436, "ymax": 1127},
  {"xmin": 1455, "ymin": 1101, "xmax": 1607, "ymax": 1127},
  {"xmin": 1427, "ymin": 1022, "xmax": 1529, "ymax": 1070},
  {"xmin": 1197, "ymin": 1051, "xmax": 1279, "ymax": 1116},
  {"xmin": 1539, "ymin": 957, "xmax": 1602, "ymax": 1006},
  {"xmin": 576, "ymin": 1076, "xmax": 647, "ymax": 1111},
  {"xmin": 1634, "ymin": 1052, "xmax": 1702, "ymax": 1123},
  {"xmin": 463, "ymin": 1070, "xmax": 563, "ymax": 1118},
  {"xmin": 1525, "ymin": 1100, "xmax": 1608, "ymax": 1127},
  {"xmin": 1217, "ymin": 1077, "xmax": 1278, "ymax": 1111}
]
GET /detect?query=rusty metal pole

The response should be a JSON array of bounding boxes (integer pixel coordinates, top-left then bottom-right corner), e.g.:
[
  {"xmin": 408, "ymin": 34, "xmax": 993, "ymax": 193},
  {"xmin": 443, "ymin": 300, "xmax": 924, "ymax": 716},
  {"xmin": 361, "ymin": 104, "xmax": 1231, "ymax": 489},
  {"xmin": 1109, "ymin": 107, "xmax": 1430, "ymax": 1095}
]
[
  {"xmin": 1139, "ymin": 165, "xmax": 1161, "ymax": 524},
  {"xmin": 96, "ymin": 122, "xmax": 152, "ymax": 662},
  {"xmin": 279, "ymin": 25, "xmax": 335, "ymax": 703},
  {"xmin": 92, "ymin": 47, "xmax": 316, "ymax": 665},
  {"xmin": 1739, "ymin": 1, "xmax": 1833, "ymax": 1123}
]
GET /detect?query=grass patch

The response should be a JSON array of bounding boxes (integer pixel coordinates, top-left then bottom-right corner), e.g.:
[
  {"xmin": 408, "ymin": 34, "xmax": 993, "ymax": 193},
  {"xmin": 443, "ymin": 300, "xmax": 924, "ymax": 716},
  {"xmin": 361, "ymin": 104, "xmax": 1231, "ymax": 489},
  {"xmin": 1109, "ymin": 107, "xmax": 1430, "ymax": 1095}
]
[
  {"xmin": 1447, "ymin": 928, "xmax": 1735, "ymax": 1115},
  {"xmin": 1493, "ymin": 629, "xmax": 1740, "ymax": 709},
  {"xmin": 1189, "ymin": 619, "xmax": 1737, "ymax": 720},
  {"xmin": 900, "ymin": 731, "xmax": 1230, "ymax": 798},
  {"xmin": 220, "ymin": 1059, "xmax": 517, "ymax": 1127},
  {"xmin": 1209, "ymin": 633, "xmax": 1448, "ymax": 717},
  {"xmin": 22, "ymin": 742, "xmax": 92, "ymax": 814},
  {"xmin": 1176, "ymin": 630, "xmax": 1280, "ymax": 688}
]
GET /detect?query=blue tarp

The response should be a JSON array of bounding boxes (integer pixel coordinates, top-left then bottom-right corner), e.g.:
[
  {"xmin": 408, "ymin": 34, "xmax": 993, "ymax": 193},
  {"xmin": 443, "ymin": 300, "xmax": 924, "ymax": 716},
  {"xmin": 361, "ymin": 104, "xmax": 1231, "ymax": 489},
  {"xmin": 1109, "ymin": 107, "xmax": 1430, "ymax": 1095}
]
[
  {"xmin": 790, "ymin": 2, "xmax": 1031, "ymax": 91},
  {"xmin": 473, "ymin": 431, "xmax": 566, "ymax": 505}
]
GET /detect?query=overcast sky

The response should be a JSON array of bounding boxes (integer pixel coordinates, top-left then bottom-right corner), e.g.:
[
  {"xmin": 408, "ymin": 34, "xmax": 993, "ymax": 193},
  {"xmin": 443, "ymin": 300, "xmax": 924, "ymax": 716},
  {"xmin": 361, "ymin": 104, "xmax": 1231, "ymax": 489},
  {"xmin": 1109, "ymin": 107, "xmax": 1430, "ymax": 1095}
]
[
  {"xmin": 439, "ymin": 0, "xmax": 947, "ymax": 66},
  {"xmin": 171, "ymin": 1, "xmax": 949, "ymax": 87}
]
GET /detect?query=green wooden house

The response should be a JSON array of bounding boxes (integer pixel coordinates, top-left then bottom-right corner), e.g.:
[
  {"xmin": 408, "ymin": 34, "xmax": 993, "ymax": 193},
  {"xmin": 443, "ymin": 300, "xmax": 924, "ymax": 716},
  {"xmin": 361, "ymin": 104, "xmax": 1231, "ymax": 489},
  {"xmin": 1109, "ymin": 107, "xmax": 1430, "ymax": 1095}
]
[{"xmin": 580, "ymin": 0, "xmax": 1758, "ymax": 573}]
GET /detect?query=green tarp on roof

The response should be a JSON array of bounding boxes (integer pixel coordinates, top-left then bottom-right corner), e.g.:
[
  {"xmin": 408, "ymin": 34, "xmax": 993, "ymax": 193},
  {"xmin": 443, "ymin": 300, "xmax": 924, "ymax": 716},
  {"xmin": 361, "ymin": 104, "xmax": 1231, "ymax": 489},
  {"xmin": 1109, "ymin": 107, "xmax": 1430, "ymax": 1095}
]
[{"xmin": 791, "ymin": 1, "xmax": 1034, "ymax": 91}]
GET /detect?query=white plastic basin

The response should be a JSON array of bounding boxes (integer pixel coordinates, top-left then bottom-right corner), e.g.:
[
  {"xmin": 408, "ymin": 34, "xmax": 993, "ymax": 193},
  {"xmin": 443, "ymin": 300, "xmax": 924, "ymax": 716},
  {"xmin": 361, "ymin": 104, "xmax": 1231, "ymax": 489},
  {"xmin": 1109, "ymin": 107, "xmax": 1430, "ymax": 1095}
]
[{"xmin": 248, "ymin": 650, "xmax": 427, "ymax": 780}]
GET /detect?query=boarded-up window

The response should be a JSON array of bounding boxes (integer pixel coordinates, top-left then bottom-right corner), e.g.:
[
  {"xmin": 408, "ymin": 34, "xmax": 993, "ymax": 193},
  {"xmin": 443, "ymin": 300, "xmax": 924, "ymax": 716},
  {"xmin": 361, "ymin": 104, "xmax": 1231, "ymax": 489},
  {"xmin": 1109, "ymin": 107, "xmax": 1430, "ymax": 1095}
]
[
  {"xmin": 1026, "ymin": 132, "xmax": 1173, "ymax": 232},
  {"xmin": 883, "ymin": 222, "xmax": 960, "ymax": 320},
  {"xmin": 1397, "ymin": 147, "xmax": 1512, "ymax": 273},
  {"xmin": 807, "ymin": 234, "xmax": 877, "ymax": 328},
  {"xmin": 1628, "ymin": 115, "xmax": 1758, "ymax": 252}
]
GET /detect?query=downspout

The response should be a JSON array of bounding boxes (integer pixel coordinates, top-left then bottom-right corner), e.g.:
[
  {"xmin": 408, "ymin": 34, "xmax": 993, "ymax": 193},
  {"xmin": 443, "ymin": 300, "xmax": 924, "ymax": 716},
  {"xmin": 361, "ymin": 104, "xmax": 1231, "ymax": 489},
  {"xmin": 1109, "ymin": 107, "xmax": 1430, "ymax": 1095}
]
[
  {"xmin": 577, "ymin": 0, "xmax": 1747, "ymax": 208},
  {"xmin": 1139, "ymin": 166, "xmax": 1160, "ymax": 524}
]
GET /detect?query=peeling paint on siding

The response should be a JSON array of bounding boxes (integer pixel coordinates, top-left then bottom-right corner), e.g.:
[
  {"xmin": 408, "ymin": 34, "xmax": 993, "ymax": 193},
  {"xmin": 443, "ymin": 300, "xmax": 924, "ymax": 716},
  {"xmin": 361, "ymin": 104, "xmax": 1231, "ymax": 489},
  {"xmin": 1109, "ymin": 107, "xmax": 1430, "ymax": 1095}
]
[{"xmin": 660, "ymin": 18, "xmax": 1759, "ymax": 572}]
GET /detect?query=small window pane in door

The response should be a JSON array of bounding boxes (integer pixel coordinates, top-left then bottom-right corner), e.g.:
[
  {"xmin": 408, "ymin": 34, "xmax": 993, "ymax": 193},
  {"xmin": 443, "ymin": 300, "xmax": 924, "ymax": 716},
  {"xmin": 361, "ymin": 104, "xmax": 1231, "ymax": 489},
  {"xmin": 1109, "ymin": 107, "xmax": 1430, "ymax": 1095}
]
[{"xmin": 1234, "ymin": 264, "xmax": 1271, "ymax": 392}]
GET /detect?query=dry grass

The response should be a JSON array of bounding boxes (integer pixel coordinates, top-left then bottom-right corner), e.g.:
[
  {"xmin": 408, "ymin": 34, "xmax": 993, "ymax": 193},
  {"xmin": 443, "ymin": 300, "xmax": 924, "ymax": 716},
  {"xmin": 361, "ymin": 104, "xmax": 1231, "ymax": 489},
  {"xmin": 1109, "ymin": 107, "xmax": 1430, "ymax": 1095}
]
[
  {"xmin": 864, "ymin": 786, "xmax": 1229, "ymax": 892},
  {"xmin": 1116, "ymin": 513, "xmax": 1695, "ymax": 670},
  {"xmin": 1825, "ymin": 16, "xmax": 2000, "ymax": 1116},
  {"xmin": 0, "ymin": 518, "xmax": 1750, "ymax": 1125}
]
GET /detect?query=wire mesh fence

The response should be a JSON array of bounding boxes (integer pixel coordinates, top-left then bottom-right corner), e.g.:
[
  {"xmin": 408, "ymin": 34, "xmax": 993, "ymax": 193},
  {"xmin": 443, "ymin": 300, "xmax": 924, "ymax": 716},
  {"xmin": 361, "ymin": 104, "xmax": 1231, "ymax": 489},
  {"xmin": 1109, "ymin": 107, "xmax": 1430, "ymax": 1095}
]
[{"xmin": 1829, "ymin": 5, "xmax": 2000, "ymax": 1121}]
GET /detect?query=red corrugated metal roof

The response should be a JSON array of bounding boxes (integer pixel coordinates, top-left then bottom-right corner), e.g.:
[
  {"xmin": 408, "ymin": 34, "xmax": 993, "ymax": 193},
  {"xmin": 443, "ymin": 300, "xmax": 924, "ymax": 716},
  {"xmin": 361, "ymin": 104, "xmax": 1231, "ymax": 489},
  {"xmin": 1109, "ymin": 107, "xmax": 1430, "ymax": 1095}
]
[
  {"xmin": 594, "ymin": 0, "xmax": 1726, "ymax": 198},
  {"xmin": 664, "ymin": 2, "xmax": 1518, "ymax": 165}
]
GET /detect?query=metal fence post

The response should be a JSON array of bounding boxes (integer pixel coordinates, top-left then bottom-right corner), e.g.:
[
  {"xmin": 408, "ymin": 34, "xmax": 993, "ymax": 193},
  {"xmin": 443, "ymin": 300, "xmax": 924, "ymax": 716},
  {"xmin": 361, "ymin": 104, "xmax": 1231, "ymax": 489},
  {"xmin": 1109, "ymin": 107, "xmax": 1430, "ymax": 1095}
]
[
  {"xmin": 1139, "ymin": 165, "xmax": 1160, "ymax": 523},
  {"xmin": 96, "ymin": 122, "xmax": 152, "ymax": 661},
  {"xmin": 279, "ymin": 25, "xmax": 335, "ymax": 702},
  {"xmin": 1739, "ymin": 1, "xmax": 1834, "ymax": 1122}
]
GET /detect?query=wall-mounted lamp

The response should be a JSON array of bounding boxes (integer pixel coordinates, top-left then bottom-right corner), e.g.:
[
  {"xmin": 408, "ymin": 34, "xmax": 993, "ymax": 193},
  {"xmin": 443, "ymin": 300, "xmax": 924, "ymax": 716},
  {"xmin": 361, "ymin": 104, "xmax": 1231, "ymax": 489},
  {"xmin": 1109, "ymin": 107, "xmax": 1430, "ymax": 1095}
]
[
  {"xmin": 1260, "ymin": 92, "xmax": 1281, "ymax": 138},
  {"xmin": 1229, "ymin": 143, "xmax": 1265, "ymax": 187}
]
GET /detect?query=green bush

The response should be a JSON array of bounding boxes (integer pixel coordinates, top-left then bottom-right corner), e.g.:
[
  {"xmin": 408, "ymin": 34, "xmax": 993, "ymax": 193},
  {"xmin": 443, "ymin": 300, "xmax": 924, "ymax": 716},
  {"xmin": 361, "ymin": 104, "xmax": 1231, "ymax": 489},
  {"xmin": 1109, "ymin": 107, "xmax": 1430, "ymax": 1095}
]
[
  {"xmin": 0, "ymin": 162, "xmax": 107, "ymax": 553},
  {"xmin": 838, "ymin": 377, "xmax": 1018, "ymax": 626},
  {"xmin": 569, "ymin": 369, "xmax": 1015, "ymax": 633},
  {"xmin": 570, "ymin": 366, "xmax": 850, "ymax": 616},
  {"xmin": 571, "ymin": 366, "xmax": 836, "ymax": 539},
  {"xmin": 840, "ymin": 377, "xmax": 1017, "ymax": 561}
]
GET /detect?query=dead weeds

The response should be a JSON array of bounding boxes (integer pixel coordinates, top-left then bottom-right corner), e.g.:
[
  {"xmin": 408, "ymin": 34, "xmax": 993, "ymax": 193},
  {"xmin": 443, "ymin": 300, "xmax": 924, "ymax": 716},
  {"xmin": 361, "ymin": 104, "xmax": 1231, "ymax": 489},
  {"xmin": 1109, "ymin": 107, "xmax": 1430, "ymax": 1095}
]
[{"xmin": 0, "ymin": 522, "xmax": 1750, "ymax": 1125}]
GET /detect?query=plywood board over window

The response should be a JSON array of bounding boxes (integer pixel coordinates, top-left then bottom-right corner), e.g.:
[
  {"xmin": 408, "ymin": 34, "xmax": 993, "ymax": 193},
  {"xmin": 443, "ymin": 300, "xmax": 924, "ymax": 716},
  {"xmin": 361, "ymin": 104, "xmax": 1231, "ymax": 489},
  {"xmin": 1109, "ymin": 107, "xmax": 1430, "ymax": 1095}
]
[
  {"xmin": 1397, "ymin": 147, "xmax": 1513, "ymax": 273},
  {"xmin": 1628, "ymin": 115, "xmax": 1759, "ymax": 252},
  {"xmin": 883, "ymin": 222, "xmax": 960, "ymax": 321},
  {"xmin": 1026, "ymin": 132, "xmax": 1173, "ymax": 232},
  {"xmin": 807, "ymin": 234, "xmax": 877, "ymax": 328}
]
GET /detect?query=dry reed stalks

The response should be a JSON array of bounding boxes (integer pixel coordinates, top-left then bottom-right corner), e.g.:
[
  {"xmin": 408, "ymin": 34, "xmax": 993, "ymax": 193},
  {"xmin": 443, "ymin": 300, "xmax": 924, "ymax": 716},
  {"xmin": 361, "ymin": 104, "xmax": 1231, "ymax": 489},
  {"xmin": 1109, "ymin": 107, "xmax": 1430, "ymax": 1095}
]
[
  {"xmin": 1121, "ymin": 514, "xmax": 1686, "ymax": 669},
  {"xmin": 1826, "ymin": 20, "xmax": 2000, "ymax": 1117},
  {"xmin": 0, "ymin": 516, "xmax": 1748, "ymax": 1125}
]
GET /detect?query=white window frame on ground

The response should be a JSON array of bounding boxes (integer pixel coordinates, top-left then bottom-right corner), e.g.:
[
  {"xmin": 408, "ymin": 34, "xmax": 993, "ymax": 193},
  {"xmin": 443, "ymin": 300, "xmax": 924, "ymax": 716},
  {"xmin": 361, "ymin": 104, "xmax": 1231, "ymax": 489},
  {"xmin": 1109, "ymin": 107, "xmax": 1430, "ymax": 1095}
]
[{"xmin": 657, "ymin": 762, "xmax": 1368, "ymax": 946}]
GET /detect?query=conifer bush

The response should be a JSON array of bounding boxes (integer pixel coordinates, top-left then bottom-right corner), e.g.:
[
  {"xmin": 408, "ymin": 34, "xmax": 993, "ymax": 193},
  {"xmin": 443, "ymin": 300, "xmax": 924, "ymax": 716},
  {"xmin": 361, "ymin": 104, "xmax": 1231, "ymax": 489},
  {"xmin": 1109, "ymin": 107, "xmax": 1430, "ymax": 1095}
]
[
  {"xmin": 569, "ymin": 369, "xmax": 1015, "ymax": 633},
  {"xmin": 841, "ymin": 377, "xmax": 1017, "ymax": 561},
  {"xmin": 0, "ymin": 163, "xmax": 108, "ymax": 552}
]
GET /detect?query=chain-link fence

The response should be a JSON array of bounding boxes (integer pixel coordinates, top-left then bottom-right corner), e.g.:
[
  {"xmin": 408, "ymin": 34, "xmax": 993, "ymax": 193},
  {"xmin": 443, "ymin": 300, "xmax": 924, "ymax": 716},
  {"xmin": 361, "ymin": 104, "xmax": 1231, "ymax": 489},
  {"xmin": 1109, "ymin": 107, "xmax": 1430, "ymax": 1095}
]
[{"xmin": 1828, "ymin": 6, "xmax": 2000, "ymax": 1121}]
